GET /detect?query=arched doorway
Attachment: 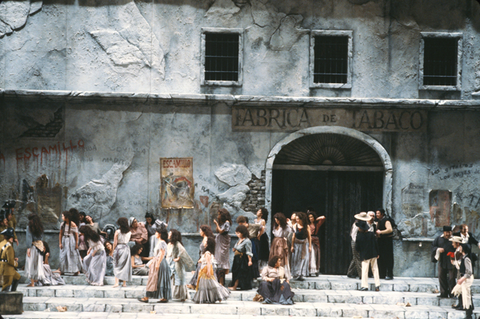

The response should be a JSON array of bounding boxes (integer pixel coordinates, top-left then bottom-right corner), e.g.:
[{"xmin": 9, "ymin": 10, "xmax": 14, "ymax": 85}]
[{"xmin": 265, "ymin": 126, "xmax": 392, "ymax": 275}]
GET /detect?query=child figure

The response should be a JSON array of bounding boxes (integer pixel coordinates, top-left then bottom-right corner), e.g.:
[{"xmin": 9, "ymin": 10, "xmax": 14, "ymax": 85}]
[
  {"xmin": 193, "ymin": 237, "xmax": 230, "ymax": 303},
  {"xmin": 451, "ymin": 243, "xmax": 474, "ymax": 319},
  {"xmin": 59, "ymin": 211, "xmax": 83, "ymax": 275}
]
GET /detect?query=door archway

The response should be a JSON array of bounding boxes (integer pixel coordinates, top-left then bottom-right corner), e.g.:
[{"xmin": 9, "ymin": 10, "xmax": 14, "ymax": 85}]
[{"xmin": 265, "ymin": 126, "xmax": 392, "ymax": 275}]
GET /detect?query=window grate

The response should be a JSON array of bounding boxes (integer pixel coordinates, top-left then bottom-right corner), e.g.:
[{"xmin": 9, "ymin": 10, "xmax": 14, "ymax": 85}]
[
  {"xmin": 314, "ymin": 36, "xmax": 348, "ymax": 84},
  {"xmin": 423, "ymin": 38, "xmax": 458, "ymax": 86},
  {"xmin": 205, "ymin": 33, "xmax": 239, "ymax": 82}
]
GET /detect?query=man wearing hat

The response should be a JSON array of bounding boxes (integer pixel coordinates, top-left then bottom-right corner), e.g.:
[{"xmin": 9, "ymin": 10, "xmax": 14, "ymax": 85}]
[
  {"xmin": 432, "ymin": 226, "xmax": 457, "ymax": 298},
  {"xmin": 0, "ymin": 228, "xmax": 21, "ymax": 291},
  {"xmin": 355, "ymin": 212, "xmax": 380, "ymax": 291},
  {"xmin": 347, "ymin": 212, "xmax": 369, "ymax": 278},
  {"xmin": 3, "ymin": 201, "xmax": 18, "ymax": 245}
]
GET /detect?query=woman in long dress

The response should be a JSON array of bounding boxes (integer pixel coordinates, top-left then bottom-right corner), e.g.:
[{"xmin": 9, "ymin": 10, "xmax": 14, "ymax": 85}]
[
  {"xmin": 255, "ymin": 208, "xmax": 270, "ymax": 272},
  {"xmin": 58, "ymin": 210, "xmax": 83, "ymax": 275},
  {"xmin": 80, "ymin": 225, "xmax": 106, "ymax": 286},
  {"xmin": 38, "ymin": 241, "xmax": 65, "ymax": 286},
  {"xmin": 139, "ymin": 229, "xmax": 171, "ymax": 303},
  {"xmin": 213, "ymin": 208, "xmax": 231, "ymax": 286},
  {"xmin": 193, "ymin": 237, "xmax": 230, "ymax": 303},
  {"xmin": 229, "ymin": 225, "xmax": 253, "ymax": 291},
  {"xmin": 78, "ymin": 212, "xmax": 88, "ymax": 259},
  {"xmin": 307, "ymin": 211, "xmax": 326, "ymax": 276},
  {"xmin": 167, "ymin": 229, "xmax": 195, "ymax": 301},
  {"xmin": 187, "ymin": 225, "xmax": 214, "ymax": 289},
  {"xmin": 25, "ymin": 213, "xmax": 45, "ymax": 286},
  {"xmin": 131, "ymin": 244, "xmax": 149, "ymax": 276},
  {"xmin": 255, "ymin": 255, "xmax": 294, "ymax": 305},
  {"xmin": 290, "ymin": 212, "xmax": 311, "ymax": 281},
  {"xmin": 270, "ymin": 212, "xmax": 292, "ymax": 278},
  {"xmin": 113, "ymin": 217, "xmax": 132, "ymax": 287}
]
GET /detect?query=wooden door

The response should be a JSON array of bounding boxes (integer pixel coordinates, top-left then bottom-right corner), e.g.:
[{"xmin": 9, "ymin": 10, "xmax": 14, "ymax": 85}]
[{"xmin": 271, "ymin": 169, "xmax": 383, "ymax": 275}]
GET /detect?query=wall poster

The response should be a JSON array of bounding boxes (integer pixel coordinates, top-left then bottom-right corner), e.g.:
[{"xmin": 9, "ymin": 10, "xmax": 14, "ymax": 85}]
[{"xmin": 160, "ymin": 157, "xmax": 194, "ymax": 209}]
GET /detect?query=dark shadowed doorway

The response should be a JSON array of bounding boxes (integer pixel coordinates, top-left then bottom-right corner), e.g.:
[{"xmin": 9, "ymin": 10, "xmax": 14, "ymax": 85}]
[{"xmin": 271, "ymin": 133, "xmax": 384, "ymax": 275}]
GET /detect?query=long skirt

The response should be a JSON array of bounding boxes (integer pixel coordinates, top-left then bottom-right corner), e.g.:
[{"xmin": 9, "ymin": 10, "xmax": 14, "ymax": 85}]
[
  {"xmin": 59, "ymin": 235, "xmax": 83, "ymax": 273},
  {"xmin": 25, "ymin": 245, "xmax": 45, "ymax": 281},
  {"xmin": 291, "ymin": 238, "xmax": 309, "ymax": 279},
  {"xmin": 215, "ymin": 233, "xmax": 231, "ymax": 271},
  {"xmin": 230, "ymin": 253, "xmax": 253, "ymax": 290},
  {"xmin": 257, "ymin": 278, "xmax": 295, "ymax": 305},
  {"xmin": 38, "ymin": 264, "xmax": 65, "ymax": 286},
  {"xmin": 83, "ymin": 250, "xmax": 106, "ymax": 286},
  {"xmin": 113, "ymin": 244, "xmax": 132, "ymax": 282},
  {"xmin": 269, "ymin": 237, "xmax": 290, "ymax": 278},
  {"xmin": 146, "ymin": 258, "xmax": 171, "ymax": 300},
  {"xmin": 189, "ymin": 262, "xmax": 201, "ymax": 287},
  {"xmin": 258, "ymin": 233, "xmax": 270, "ymax": 262},
  {"xmin": 169, "ymin": 259, "xmax": 188, "ymax": 300},
  {"xmin": 133, "ymin": 266, "xmax": 149, "ymax": 276},
  {"xmin": 309, "ymin": 236, "xmax": 321, "ymax": 276},
  {"xmin": 193, "ymin": 263, "xmax": 230, "ymax": 303},
  {"xmin": 105, "ymin": 255, "xmax": 114, "ymax": 276},
  {"xmin": 251, "ymin": 238, "xmax": 260, "ymax": 278}
]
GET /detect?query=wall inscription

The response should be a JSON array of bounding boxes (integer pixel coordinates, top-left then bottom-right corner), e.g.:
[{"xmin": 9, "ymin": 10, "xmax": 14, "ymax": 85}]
[{"xmin": 232, "ymin": 106, "xmax": 427, "ymax": 132}]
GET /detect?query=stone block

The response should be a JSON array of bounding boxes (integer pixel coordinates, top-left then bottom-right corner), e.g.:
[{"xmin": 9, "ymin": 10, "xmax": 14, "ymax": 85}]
[
  {"xmin": 36, "ymin": 288, "xmax": 55, "ymax": 297},
  {"xmin": 123, "ymin": 302, "xmax": 153, "ymax": 312},
  {"xmin": 372, "ymin": 294, "xmax": 404, "ymax": 304},
  {"xmin": 240, "ymin": 291, "xmax": 255, "ymax": 301},
  {"xmin": 410, "ymin": 296, "xmax": 438, "ymax": 306},
  {"xmin": 342, "ymin": 306, "xmax": 369, "ymax": 318},
  {"xmin": 55, "ymin": 288, "xmax": 74, "ymax": 297},
  {"xmin": 154, "ymin": 304, "xmax": 190, "ymax": 314},
  {"xmin": 369, "ymin": 308, "xmax": 405, "ymax": 318},
  {"xmin": 105, "ymin": 303, "xmax": 123, "ymax": 313},
  {"xmin": 289, "ymin": 304, "xmax": 316, "ymax": 317},
  {"xmin": 83, "ymin": 303, "xmax": 106, "ymax": 312},
  {"xmin": 330, "ymin": 281, "xmax": 358, "ymax": 290},
  {"xmin": 404, "ymin": 310, "xmax": 431, "ymax": 318},
  {"xmin": 409, "ymin": 283, "xmax": 437, "ymax": 293},
  {"xmin": 104, "ymin": 289, "xmax": 126, "ymax": 298},
  {"xmin": 0, "ymin": 291, "xmax": 23, "ymax": 314},
  {"xmin": 124, "ymin": 289, "xmax": 144, "ymax": 299},
  {"xmin": 439, "ymin": 297, "xmax": 457, "ymax": 307},
  {"xmin": 326, "ymin": 291, "xmax": 350, "ymax": 303},
  {"xmin": 314, "ymin": 281, "xmax": 331, "ymax": 290},
  {"xmin": 447, "ymin": 310, "xmax": 469, "ymax": 319},
  {"xmin": 303, "ymin": 292, "xmax": 328, "ymax": 303},
  {"xmin": 47, "ymin": 301, "xmax": 83, "ymax": 312},
  {"xmin": 393, "ymin": 283, "xmax": 410, "ymax": 292},
  {"xmin": 425, "ymin": 310, "xmax": 449, "ymax": 319},
  {"xmin": 76, "ymin": 287, "xmax": 104, "ymax": 298}
]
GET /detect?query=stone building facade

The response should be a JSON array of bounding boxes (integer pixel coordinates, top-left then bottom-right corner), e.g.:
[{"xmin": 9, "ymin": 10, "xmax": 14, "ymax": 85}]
[{"xmin": 1, "ymin": 0, "xmax": 480, "ymax": 276}]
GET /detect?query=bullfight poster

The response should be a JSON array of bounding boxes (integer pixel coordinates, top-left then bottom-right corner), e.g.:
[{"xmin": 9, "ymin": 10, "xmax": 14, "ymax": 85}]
[{"xmin": 160, "ymin": 157, "xmax": 194, "ymax": 209}]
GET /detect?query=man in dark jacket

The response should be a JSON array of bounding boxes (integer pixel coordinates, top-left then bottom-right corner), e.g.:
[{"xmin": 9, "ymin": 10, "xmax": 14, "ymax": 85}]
[
  {"xmin": 453, "ymin": 224, "xmax": 479, "ymax": 267},
  {"xmin": 355, "ymin": 218, "xmax": 380, "ymax": 291},
  {"xmin": 432, "ymin": 226, "xmax": 456, "ymax": 298}
]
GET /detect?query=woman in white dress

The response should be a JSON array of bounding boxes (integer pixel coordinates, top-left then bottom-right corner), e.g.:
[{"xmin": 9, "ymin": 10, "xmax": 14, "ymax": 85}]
[
  {"xmin": 80, "ymin": 225, "xmax": 106, "ymax": 286},
  {"xmin": 113, "ymin": 217, "xmax": 132, "ymax": 287},
  {"xmin": 25, "ymin": 213, "xmax": 45, "ymax": 286},
  {"xmin": 58, "ymin": 210, "xmax": 83, "ymax": 275}
]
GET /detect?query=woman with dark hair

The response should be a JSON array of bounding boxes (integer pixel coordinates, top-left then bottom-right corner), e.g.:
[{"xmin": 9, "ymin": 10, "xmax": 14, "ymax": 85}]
[
  {"xmin": 113, "ymin": 217, "xmax": 132, "ymax": 287},
  {"xmin": 255, "ymin": 208, "xmax": 270, "ymax": 271},
  {"xmin": 131, "ymin": 244, "xmax": 149, "ymax": 276},
  {"xmin": 69, "ymin": 208, "xmax": 80, "ymax": 230},
  {"xmin": 254, "ymin": 255, "xmax": 294, "ymax": 304},
  {"xmin": 187, "ymin": 225, "xmax": 214, "ymax": 289},
  {"xmin": 307, "ymin": 210, "xmax": 326, "ymax": 276},
  {"xmin": 80, "ymin": 225, "xmax": 106, "ymax": 286},
  {"xmin": 290, "ymin": 212, "xmax": 311, "ymax": 281},
  {"xmin": 193, "ymin": 237, "xmax": 230, "ymax": 303},
  {"xmin": 139, "ymin": 229, "xmax": 171, "ymax": 303},
  {"xmin": 213, "ymin": 208, "xmax": 232, "ymax": 286},
  {"xmin": 25, "ymin": 213, "xmax": 45, "ymax": 286},
  {"xmin": 59, "ymin": 211, "xmax": 83, "ymax": 276},
  {"xmin": 38, "ymin": 241, "xmax": 65, "ymax": 286},
  {"xmin": 229, "ymin": 225, "xmax": 253, "ymax": 291},
  {"xmin": 270, "ymin": 212, "xmax": 292, "ymax": 278},
  {"xmin": 167, "ymin": 229, "xmax": 195, "ymax": 301},
  {"xmin": 144, "ymin": 212, "xmax": 155, "ymax": 259}
]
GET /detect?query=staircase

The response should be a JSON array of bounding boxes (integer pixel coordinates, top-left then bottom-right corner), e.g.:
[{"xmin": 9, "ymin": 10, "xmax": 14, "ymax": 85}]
[{"xmin": 3, "ymin": 273, "xmax": 479, "ymax": 319}]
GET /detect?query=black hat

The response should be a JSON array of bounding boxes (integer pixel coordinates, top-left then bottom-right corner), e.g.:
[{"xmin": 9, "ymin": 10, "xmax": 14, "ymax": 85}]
[
  {"xmin": 2, "ymin": 200, "xmax": 15, "ymax": 209},
  {"xmin": 1, "ymin": 227, "xmax": 14, "ymax": 239},
  {"xmin": 443, "ymin": 226, "xmax": 452, "ymax": 232},
  {"xmin": 355, "ymin": 220, "xmax": 369, "ymax": 232}
]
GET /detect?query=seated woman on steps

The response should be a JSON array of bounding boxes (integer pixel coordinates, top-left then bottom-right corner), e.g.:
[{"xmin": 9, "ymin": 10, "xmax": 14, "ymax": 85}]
[{"xmin": 254, "ymin": 255, "xmax": 294, "ymax": 305}]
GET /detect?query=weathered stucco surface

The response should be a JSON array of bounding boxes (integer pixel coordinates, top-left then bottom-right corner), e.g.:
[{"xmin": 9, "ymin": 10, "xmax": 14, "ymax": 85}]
[{"xmin": 1, "ymin": 0, "xmax": 480, "ymax": 276}]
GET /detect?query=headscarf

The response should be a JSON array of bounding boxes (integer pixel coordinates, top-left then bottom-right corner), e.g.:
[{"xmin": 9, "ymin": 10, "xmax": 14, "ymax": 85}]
[{"xmin": 129, "ymin": 217, "xmax": 136, "ymax": 227}]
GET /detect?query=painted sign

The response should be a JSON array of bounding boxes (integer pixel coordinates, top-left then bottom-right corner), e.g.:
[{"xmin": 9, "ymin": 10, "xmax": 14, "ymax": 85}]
[
  {"xmin": 429, "ymin": 190, "xmax": 452, "ymax": 227},
  {"xmin": 232, "ymin": 106, "xmax": 427, "ymax": 132},
  {"xmin": 160, "ymin": 157, "xmax": 194, "ymax": 209}
]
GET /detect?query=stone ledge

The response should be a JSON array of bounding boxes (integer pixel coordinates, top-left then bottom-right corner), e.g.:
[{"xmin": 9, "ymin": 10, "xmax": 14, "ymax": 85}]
[{"xmin": 0, "ymin": 291, "xmax": 23, "ymax": 314}]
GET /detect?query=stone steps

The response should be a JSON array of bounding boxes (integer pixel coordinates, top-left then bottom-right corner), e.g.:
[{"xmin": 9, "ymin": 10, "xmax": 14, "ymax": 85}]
[
  {"xmin": 15, "ymin": 284, "xmax": 480, "ymax": 307},
  {"xmin": 6, "ymin": 274, "xmax": 480, "ymax": 318}
]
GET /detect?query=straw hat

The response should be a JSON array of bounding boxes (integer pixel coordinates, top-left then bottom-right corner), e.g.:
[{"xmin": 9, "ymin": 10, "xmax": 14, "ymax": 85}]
[
  {"xmin": 449, "ymin": 236, "xmax": 463, "ymax": 244},
  {"xmin": 354, "ymin": 212, "xmax": 371, "ymax": 222}
]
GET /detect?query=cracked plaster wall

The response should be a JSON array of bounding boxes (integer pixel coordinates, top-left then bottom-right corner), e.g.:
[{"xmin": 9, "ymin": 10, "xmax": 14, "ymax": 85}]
[{"xmin": 1, "ymin": 0, "xmax": 480, "ymax": 97}]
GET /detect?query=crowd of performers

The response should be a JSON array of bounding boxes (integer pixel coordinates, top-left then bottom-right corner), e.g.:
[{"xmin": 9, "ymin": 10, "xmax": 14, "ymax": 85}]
[{"xmin": 0, "ymin": 201, "xmax": 329, "ymax": 305}]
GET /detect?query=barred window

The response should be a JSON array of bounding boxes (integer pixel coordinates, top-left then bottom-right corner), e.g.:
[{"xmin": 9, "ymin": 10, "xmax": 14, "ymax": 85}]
[
  {"xmin": 204, "ymin": 33, "xmax": 239, "ymax": 82},
  {"xmin": 313, "ymin": 36, "xmax": 349, "ymax": 84},
  {"xmin": 423, "ymin": 38, "xmax": 458, "ymax": 86}
]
